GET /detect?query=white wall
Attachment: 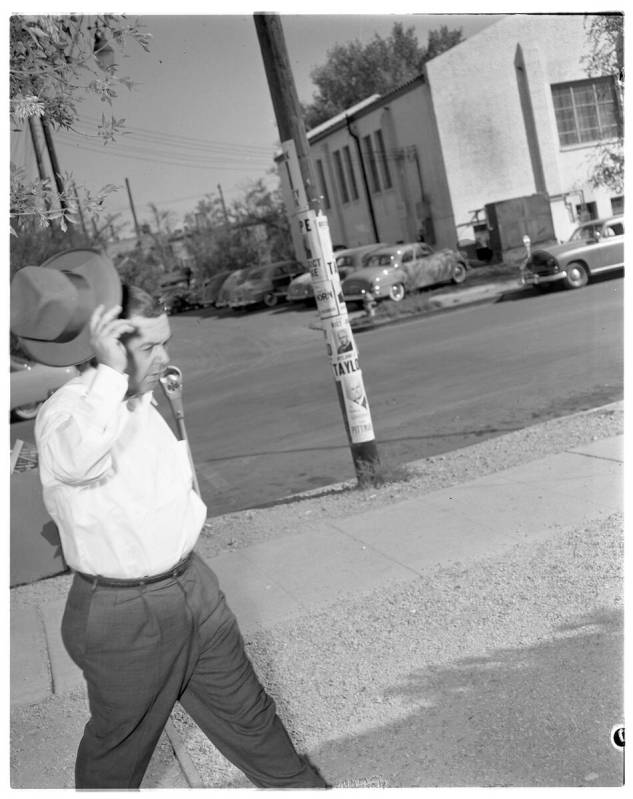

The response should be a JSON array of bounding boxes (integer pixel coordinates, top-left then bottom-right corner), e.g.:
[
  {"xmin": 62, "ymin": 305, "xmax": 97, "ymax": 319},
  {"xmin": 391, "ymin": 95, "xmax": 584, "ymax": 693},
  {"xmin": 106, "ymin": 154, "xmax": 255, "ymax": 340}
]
[{"xmin": 425, "ymin": 13, "xmax": 620, "ymax": 242}]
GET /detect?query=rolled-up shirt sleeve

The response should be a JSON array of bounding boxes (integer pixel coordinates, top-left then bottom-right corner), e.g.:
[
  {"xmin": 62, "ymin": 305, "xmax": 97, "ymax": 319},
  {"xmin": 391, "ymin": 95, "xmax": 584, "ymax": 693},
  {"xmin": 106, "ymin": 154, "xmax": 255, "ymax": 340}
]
[{"xmin": 35, "ymin": 364, "xmax": 129, "ymax": 485}]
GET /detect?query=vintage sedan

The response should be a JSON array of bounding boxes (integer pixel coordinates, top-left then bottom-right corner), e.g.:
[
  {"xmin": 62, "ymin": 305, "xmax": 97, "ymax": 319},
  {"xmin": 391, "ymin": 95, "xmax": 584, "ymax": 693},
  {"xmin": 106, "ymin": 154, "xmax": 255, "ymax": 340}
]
[
  {"xmin": 199, "ymin": 270, "xmax": 231, "ymax": 307},
  {"xmin": 11, "ymin": 356, "xmax": 78, "ymax": 420},
  {"xmin": 286, "ymin": 244, "xmax": 386, "ymax": 304},
  {"xmin": 341, "ymin": 242, "xmax": 469, "ymax": 304},
  {"xmin": 228, "ymin": 260, "xmax": 305, "ymax": 310},
  {"xmin": 215, "ymin": 268, "xmax": 247, "ymax": 308},
  {"xmin": 523, "ymin": 215, "xmax": 624, "ymax": 290}
]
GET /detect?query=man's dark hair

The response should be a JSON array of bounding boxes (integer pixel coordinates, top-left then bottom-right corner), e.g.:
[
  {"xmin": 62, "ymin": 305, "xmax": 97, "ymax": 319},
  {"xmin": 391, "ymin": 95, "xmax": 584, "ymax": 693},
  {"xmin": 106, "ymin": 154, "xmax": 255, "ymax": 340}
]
[
  {"xmin": 119, "ymin": 284, "xmax": 164, "ymax": 319},
  {"xmin": 78, "ymin": 285, "xmax": 164, "ymax": 372}
]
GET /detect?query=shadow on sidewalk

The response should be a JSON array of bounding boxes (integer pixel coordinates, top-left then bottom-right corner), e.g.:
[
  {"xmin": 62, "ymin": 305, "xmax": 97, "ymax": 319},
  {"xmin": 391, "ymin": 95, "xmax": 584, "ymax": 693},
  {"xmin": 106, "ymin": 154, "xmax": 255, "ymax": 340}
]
[
  {"xmin": 303, "ymin": 607, "xmax": 624, "ymax": 787},
  {"xmin": 202, "ymin": 608, "xmax": 625, "ymax": 789}
]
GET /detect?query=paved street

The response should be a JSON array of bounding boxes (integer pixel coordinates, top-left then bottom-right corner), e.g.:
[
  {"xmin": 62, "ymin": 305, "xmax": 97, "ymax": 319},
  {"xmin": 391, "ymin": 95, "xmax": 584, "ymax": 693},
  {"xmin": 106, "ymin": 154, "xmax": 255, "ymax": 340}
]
[{"xmin": 162, "ymin": 278, "xmax": 624, "ymax": 514}]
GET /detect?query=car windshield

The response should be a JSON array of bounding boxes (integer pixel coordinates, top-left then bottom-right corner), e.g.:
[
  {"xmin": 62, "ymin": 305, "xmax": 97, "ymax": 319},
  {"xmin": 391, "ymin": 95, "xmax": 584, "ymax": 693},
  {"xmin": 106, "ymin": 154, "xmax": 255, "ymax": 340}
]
[
  {"xmin": 336, "ymin": 256, "xmax": 353, "ymax": 267},
  {"xmin": 228, "ymin": 270, "xmax": 245, "ymax": 285},
  {"xmin": 568, "ymin": 223, "xmax": 602, "ymax": 242},
  {"xmin": 245, "ymin": 267, "xmax": 265, "ymax": 280},
  {"xmin": 367, "ymin": 253, "xmax": 396, "ymax": 267}
]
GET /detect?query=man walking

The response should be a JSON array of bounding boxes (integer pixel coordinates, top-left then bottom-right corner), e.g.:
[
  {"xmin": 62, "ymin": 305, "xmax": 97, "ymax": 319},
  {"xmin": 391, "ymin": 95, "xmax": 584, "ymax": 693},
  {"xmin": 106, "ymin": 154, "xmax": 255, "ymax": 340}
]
[{"xmin": 11, "ymin": 250, "xmax": 328, "ymax": 789}]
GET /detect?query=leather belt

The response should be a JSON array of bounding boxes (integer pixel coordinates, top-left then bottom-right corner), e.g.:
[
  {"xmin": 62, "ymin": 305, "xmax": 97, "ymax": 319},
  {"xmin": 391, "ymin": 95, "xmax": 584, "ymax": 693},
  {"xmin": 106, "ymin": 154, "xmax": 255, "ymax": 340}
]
[{"xmin": 75, "ymin": 551, "xmax": 193, "ymax": 588}]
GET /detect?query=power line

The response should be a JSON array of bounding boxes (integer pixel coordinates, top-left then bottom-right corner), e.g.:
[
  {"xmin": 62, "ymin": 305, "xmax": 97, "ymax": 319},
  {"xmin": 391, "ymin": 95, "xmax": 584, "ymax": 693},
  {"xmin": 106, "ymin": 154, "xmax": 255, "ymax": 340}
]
[
  {"xmin": 56, "ymin": 137, "xmax": 272, "ymax": 171},
  {"xmin": 71, "ymin": 114, "xmax": 277, "ymax": 156}
]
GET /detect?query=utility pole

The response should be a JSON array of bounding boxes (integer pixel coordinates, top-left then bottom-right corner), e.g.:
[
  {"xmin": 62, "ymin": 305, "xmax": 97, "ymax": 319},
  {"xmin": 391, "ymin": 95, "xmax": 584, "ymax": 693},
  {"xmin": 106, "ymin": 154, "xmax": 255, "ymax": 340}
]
[
  {"xmin": 254, "ymin": 12, "xmax": 381, "ymax": 484},
  {"xmin": 217, "ymin": 183, "xmax": 230, "ymax": 227},
  {"xmin": 41, "ymin": 118, "xmax": 70, "ymax": 219},
  {"xmin": 72, "ymin": 182, "xmax": 89, "ymax": 240},
  {"xmin": 27, "ymin": 116, "xmax": 49, "ymax": 183},
  {"xmin": 125, "ymin": 177, "xmax": 142, "ymax": 245}
]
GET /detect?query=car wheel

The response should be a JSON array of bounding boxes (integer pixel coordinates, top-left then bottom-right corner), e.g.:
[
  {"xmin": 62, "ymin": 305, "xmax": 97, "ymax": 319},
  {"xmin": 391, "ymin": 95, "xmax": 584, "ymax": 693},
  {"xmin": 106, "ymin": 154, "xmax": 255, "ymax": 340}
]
[
  {"xmin": 13, "ymin": 401, "xmax": 42, "ymax": 421},
  {"xmin": 564, "ymin": 261, "xmax": 589, "ymax": 289},
  {"xmin": 389, "ymin": 283, "xmax": 406, "ymax": 302},
  {"xmin": 264, "ymin": 293, "xmax": 278, "ymax": 307},
  {"xmin": 452, "ymin": 263, "xmax": 468, "ymax": 284}
]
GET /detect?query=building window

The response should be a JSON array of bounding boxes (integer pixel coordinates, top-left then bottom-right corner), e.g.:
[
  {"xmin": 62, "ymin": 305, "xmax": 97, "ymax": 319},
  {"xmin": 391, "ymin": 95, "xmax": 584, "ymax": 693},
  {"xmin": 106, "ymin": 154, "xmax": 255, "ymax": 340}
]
[
  {"xmin": 611, "ymin": 196, "xmax": 624, "ymax": 215},
  {"xmin": 575, "ymin": 201, "xmax": 598, "ymax": 222},
  {"xmin": 363, "ymin": 135, "xmax": 381, "ymax": 193},
  {"xmin": 552, "ymin": 77, "xmax": 621, "ymax": 147},
  {"xmin": 332, "ymin": 149, "xmax": 350, "ymax": 204},
  {"xmin": 315, "ymin": 159, "xmax": 331, "ymax": 209},
  {"xmin": 343, "ymin": 146, "xmax": 359, "ymax": 200},
  {"xmin": 373, "ymin": 129, "xmax": 392, "ymax": 189}
]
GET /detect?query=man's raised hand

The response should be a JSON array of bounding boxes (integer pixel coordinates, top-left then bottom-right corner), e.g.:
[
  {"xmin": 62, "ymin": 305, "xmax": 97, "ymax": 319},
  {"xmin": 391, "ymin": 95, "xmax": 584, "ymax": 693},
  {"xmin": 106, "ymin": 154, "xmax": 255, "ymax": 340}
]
[{"xmin": 89, "ymin": 305, "xmax": 136, "ymax": 374}]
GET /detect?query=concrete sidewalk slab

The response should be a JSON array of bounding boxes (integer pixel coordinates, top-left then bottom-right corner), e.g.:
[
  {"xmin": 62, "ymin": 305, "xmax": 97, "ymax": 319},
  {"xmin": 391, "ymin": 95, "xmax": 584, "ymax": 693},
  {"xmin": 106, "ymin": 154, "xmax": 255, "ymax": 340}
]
[
  {"xmin": 210, "ymin": 550, "xmax": 308, "ymax": 632},
  {"xmin": 41, "ymin": 599, "xmax": 82, "ymax": 696},
  {"xmin": 331, "ymin": 448, "xmax": 622, "ymax": 573},
  {"xmin": 569, "ymin": 435, "xmax": 623, "ymax": 462},
  {"xmin": 238, "ymin": 522, "xmax": 417, "ymax": 605},
  {"xmin": 10, "ymin": 605, "xmax": 50, "ymax": 705}
]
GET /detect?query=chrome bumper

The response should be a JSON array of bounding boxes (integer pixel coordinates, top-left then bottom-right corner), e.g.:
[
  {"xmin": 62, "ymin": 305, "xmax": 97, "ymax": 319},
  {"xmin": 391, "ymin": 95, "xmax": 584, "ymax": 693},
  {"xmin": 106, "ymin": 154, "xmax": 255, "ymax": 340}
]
[{"xmin": 522, "ymin": 271, "xmax": 566, "ymax": 286}]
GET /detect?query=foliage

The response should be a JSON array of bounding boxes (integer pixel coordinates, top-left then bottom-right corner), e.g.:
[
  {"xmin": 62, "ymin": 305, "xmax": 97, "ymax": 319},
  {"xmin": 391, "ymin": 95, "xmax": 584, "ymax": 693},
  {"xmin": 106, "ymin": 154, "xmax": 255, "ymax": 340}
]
[
  {"xmin": 587, "ymin": 141, "xmax": 624, "ymax": 195},
  {"xmin": 9, "ymin": 208, "xmax": 91, "ymax": 276},
  {"xmin": 10, "ymin": 163, "xmax": 118, "ymax": 234},
  {"xmin": 183, "ymin": 176, "xmax": 293, "ymax": 281},
  {"xmin": 582, "ymin": 13, "xmax": 624, "ymax": 194},
  {"xmin": 113, "ymin": 249, "xmax": 164, "ymax": 297},
  {"xmin": 10, "ymin": 14, "xmax": 151, "ymax": 232},
  {"xmin": 581, "ymin": 13, "xmax": 624, "ymax": 82},
  {"xmin": 302, "ymin": 22, "xmax": 464, "ymax": 129}
]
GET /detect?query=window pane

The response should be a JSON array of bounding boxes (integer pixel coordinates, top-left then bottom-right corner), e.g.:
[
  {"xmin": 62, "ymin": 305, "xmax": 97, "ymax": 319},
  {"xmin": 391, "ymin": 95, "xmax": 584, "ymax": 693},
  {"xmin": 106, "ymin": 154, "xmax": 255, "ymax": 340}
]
[
  {"xmin": 374, "ymin": 130, "xmax": 392, "ymax": 189},
  {"xmin": 552, "ymin": 76, "xmax": 621, "ymax": 147},
  {"xmin": 343, "ymin": 146, "xmax": 359, "ymax": 200},
  {"xmin": 363, "ymin": 135, "xmax": 381, "ymax": 193},
  {"xmin": 595, "ymin": 82, "xmax": 614, "ymax": 102},
  {"xmin": 316, "ymin": 159, "xmax": 331, "ymax": 209},
  {"xmin": 333, "ymin": 150, "xmax": 349, "ymax": 204}
]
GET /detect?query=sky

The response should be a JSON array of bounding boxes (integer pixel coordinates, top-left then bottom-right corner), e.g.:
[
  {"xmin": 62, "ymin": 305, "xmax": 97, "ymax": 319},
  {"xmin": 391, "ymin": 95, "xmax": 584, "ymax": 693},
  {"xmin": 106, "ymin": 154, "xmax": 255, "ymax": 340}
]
[{"xmin": 10, "ymin": 6, "xmax": 509, "ymax": 238}]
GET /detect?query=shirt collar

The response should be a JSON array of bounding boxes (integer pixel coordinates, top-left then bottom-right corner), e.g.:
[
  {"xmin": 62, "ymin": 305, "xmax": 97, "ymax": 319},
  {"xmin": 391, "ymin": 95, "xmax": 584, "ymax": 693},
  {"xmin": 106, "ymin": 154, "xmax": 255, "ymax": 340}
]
[{"xmin": 126, "ymin": 391, "xmax": 156, "ymax": 412}]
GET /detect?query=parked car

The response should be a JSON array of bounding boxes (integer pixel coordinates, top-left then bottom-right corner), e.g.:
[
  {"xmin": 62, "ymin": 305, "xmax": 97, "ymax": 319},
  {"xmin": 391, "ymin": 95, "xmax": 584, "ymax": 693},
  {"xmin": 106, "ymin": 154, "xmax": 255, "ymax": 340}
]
[
  {"xmin": 199, "ymin": 270, "xmax": 232, "ymax": 307},
  {"xmin": 228, "ymin": 261, "xmax": 305, "ymax": 310},
  {"xmin": 286, "ymin": 244, "xmax": 386, "ymax": 304},
  {"xmin": 157, "ymin": 270, "xmax": 198, "ymax": 315},
  {"xmin": 10, "ymin": 356, "xmax": 78, "ymax": 420},
  {"xmin": 522, "ymin": 215, "xmax": 624, "ymax": 290},
  {"xmin": 341, "ymin": 242, "xmax": 469, "ymax": 305},
  {"xmin": 215, "ymin": 269, "xmax": 247, "ymax": 308}
]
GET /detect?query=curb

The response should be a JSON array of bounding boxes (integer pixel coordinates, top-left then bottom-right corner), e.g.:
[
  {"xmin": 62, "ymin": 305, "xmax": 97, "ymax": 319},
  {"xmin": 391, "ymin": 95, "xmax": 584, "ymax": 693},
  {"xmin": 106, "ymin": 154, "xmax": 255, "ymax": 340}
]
[
  {"xmin": 244, "ymin": 400, "xmax": 624, "ymax": 512},
  {"xmin": 308, "ymin": 278, "xmax": 526, "ymax": 334}
]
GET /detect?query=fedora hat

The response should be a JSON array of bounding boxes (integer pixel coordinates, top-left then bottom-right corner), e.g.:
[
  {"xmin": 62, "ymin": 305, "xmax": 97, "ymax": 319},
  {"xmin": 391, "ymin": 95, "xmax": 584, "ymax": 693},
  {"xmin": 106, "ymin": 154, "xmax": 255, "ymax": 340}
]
[{"xmin": 10, "ymin": 249, "xmax": 122, "ymax": 367}]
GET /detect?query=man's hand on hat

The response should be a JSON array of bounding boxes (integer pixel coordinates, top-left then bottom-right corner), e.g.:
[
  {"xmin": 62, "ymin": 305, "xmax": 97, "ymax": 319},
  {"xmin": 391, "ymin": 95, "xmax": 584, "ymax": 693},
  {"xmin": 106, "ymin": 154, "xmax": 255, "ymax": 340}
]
[{"xmin": 89, "ymin": 305, "xmax": 137, "ymax": 375}]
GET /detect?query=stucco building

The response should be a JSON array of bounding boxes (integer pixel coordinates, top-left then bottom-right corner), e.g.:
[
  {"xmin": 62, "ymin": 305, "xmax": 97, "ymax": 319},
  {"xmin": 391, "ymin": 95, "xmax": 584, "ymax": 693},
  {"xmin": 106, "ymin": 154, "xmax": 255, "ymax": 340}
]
[{"xmin": 280, "ymin": 13, "xmax": 622, "ymax": 258}]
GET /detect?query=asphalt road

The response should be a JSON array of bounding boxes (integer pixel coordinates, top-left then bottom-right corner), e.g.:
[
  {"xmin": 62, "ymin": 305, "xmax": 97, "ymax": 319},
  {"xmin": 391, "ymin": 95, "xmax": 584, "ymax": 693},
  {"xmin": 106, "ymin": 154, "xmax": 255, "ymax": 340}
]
[
  {"xmin": 12, "ymin": 278, "xmax": 623, "ymax": 517},
  {"xmin": 169, "ymin": 278, "xmax": 623, "ymax": 515}
]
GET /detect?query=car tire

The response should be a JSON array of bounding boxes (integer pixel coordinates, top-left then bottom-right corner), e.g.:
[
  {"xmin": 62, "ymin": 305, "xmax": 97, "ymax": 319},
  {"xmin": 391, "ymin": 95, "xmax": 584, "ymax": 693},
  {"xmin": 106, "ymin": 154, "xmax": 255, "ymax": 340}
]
[
  {"xmin": 452, "ymin": 263, "xmax": 468, "ymax": 284},
  {"xmin": 389, "ymin": 283, "xmax": 406, "ymax": 302},
  {"xmin": 563, "ymin": 261, "xmax": 589, "ymax": 290},
  {"xmin": 264, "ymin": 293, "xmax": 278, "ymax": 307},
  {"xmin": 13, "ymin": 401, "xmax": 42, "ymax": 421}
]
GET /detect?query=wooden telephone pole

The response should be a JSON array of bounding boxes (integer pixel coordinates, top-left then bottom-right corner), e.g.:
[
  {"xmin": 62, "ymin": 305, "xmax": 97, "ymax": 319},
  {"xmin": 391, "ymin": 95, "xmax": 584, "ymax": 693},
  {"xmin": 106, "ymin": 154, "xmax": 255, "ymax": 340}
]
[{"xmin": 254, "ymin": 13, "xmax": 381, "ymax": 484}]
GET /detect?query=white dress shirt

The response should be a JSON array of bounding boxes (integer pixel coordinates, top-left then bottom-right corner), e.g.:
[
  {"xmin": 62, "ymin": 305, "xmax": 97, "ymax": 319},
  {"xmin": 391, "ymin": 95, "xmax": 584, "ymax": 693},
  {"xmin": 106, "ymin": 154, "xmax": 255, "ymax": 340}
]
[{"xmin": 35, "ymin": 364, "xmax": 207, "ymax": 578}]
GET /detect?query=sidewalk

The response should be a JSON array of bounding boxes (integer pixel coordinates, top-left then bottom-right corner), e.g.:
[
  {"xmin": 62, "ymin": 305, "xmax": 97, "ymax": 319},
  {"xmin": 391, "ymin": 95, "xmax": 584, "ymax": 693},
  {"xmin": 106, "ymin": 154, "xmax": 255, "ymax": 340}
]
[{"xmin": 10, "ymin": 430, "xmax": 623, "ymax": 787}]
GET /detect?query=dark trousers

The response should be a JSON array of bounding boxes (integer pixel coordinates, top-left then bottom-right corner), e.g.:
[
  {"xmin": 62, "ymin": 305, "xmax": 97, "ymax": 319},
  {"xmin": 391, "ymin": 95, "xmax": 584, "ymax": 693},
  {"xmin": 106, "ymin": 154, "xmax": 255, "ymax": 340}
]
[{"xmin": 61, "ymin": 553, "xmax": 327, "ymax": 789}]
